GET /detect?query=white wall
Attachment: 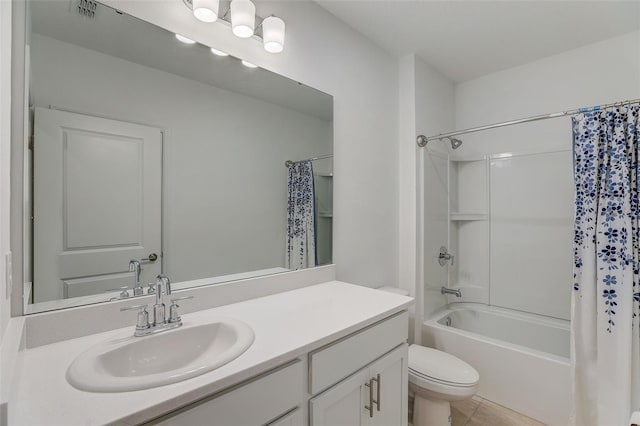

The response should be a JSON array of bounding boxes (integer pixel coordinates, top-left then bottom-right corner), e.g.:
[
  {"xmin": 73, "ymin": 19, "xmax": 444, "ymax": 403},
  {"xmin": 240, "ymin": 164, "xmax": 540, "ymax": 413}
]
[
  {"xmin": 414, "ymin": 57, "xmax": 455, "ymax": 319},
  {"xmin": 97, "ymin": 0, "xmax": 400, "ymax": 290},
  {"xmin": 454, "ymin": 30, "xmax": 640, "ymax": 319},
  {"xmin": 398, "ymin": 55, "xmax": 455, "ymax": 342},
  {"xmin": 397, "ymin": 55, "xmax": 416, "ymax": 298},
  {"xmin": 30, "ymin": 34, "xmax": 331, "ymax": 287},
  {"xmin": 0, "ymin": 0, "xmax": 12, "ymax": 342}
]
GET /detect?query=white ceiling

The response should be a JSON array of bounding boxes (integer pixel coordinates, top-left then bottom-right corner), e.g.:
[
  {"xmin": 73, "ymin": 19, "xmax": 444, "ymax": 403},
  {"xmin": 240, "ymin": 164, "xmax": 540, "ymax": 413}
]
[{"xmin": 316, "ymin": 0, "xmax": 640, "ymax": 83}]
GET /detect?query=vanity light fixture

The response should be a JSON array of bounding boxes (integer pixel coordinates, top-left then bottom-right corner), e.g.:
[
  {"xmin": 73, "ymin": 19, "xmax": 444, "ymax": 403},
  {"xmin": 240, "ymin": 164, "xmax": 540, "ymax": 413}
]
[
  {"xmin": 192, "ymin": 0, "xmax": 219, "ymax": 22},
  {"xmin": 175, "ymin": 33, "xmax": 197, "ymax": 44},
  {"xmin": 210, "ymin": 47, "xmax": 229, "ymax": 56},
  {"xmin": 182, "ymin": 0, "xmax": 286, "ymax": 53},
  {"xmin": 262, "ymin": 16, "xmax": 285, "ymax": 53},
  {"xmin": 230, "ymin": 0, "xmax": 256, "ymax": 38},
  {"xmin": 241, "ymin": 60, "xmax": 258, "ymax": 68}
]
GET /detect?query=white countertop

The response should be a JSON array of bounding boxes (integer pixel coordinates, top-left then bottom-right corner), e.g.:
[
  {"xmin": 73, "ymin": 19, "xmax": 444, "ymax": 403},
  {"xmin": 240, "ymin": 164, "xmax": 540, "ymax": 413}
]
[{"xmin": 9, "ymin": 281, "xmax": 413, "ymax": 426}]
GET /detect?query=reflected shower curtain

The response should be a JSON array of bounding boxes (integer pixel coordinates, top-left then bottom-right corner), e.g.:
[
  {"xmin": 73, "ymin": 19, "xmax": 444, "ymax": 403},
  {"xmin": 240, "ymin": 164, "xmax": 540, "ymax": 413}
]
[
  {"xmin": 572, "ymin": 103, "xmax": 640, "ymax": 426},
  {"xmin": 286, "ymin": 161, "xmax": 317, "ymax": 270}
]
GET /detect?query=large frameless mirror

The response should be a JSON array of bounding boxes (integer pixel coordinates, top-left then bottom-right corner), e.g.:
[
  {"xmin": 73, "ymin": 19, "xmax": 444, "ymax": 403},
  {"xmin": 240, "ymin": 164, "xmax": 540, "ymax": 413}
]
[{"xmin": 24, "ymin": 0, "xmax": 333, "ymax": 313}]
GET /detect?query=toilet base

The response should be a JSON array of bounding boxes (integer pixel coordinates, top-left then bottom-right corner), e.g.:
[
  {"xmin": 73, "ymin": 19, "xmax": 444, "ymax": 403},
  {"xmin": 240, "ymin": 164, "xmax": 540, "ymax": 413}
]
[{"xmin": 413, "ymin": 393, "xmax": 451, "ymax": 426}]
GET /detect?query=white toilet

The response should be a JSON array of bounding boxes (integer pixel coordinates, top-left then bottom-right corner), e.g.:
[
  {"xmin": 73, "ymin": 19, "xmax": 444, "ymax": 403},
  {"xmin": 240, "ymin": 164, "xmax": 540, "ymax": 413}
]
[
  {"xmin": 377, "ymin": 287, "xmax": 479, "ymax": 426},
  {"xmin": 408, "ymin": 344, "xmax": 479, "ymax": 426}
]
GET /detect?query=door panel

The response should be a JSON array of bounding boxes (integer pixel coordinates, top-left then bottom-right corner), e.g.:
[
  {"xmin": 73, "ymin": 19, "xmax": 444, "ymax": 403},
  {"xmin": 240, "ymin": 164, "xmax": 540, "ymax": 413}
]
[
  {"xmin": 369, "ymin": 344, "xmax": 408, "ymax": 426},
  {"xmin": 64, "ymin": 129, "xmax": 143, "ymax": 248},
  {"xmin": 34, "ymin": 108, "xmax": 162, "ymax": 302},
  {"xmin": 310, "ymin": 369, "xmax": 368, "ymax": 426},
  {"xmin": 63, "ymin": 273, "xmax": 133, "ymax": 298}
]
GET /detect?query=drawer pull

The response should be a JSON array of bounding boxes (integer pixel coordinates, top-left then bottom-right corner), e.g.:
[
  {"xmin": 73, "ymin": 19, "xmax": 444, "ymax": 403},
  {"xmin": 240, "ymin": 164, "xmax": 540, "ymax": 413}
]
[
  {"xmin": 364, "ymin": 378, "xmax": 374, "ymax": 418},
  {"xmin": 373, "ymin": 374, "xmax": 380, "ymax": 411}
]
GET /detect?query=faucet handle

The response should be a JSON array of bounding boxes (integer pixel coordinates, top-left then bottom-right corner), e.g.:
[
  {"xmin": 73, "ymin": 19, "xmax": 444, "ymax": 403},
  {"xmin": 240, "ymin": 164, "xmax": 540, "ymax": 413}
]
[
  {"xmin": 146, "ymin": 283, "xmax": 156, "ymax": 294},
  {"xmin": 120, "ymin": 304, "xmax": 150, "ymax": 331},
  {"xmin": 168, "ymin": 296, "xmax": 193, "ymax": 324},
  {"xmin": 105, "ymin": 286, "xmax": 130, "ymax": 299},
  {"xmin": 438, "ymin": 246, "xmax": 455, "ymax": 266}
]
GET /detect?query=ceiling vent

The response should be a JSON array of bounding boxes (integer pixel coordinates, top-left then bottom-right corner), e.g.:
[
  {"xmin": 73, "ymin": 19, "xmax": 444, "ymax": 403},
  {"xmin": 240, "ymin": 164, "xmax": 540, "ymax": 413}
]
[{"xmin": 74, "ymin": 0, "xmax": 98, "ymax": 18}]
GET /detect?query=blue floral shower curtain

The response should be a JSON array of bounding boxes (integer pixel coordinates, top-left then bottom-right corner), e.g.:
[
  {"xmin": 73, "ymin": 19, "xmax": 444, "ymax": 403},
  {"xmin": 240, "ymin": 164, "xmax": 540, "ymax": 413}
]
[
  {"xmin": 572, "ymin": 103, "xmax": 640, "ymax": 425},
  {"xmin": 286, "ymin": 161, "xmax": 317, "ymax": 270}
]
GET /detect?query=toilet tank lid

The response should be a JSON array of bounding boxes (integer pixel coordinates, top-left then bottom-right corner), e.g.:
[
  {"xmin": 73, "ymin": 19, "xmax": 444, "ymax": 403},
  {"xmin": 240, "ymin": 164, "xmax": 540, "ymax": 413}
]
[
  {"xmin": 377, "ymin": 286, "xmax": 410, "ymax": 296},
  {"xmin": 409, "ymin": 344, "xmax": 479, "ymax": 386}
]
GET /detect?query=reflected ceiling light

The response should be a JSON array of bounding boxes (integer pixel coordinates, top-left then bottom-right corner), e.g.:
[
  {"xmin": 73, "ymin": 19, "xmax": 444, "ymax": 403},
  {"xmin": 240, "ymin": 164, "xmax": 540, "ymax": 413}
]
[
  {"xmin": 210, "ymin": 47, "xmax": 229, "ymax": 57},
  {"xmin": 262, "ymin": 16, "xmax": 285, "ymax": 53},
  {"xmin": 230, "ymin": 0, "xmax": 256, "ymax": 38},
  {"xmin": 241, "ymin": 60, "xmax": 258, "ymax": 69},
  {"xmin": 182, "ymin": 0, "xmax": 286, "ymax": 53},
  {"xmin": 193, "ymin": 0, "xmax": 219, "ymax": 22},
  {"xmin": 175, "ymin": 33, "xmax": 197, "ymax": 44}
]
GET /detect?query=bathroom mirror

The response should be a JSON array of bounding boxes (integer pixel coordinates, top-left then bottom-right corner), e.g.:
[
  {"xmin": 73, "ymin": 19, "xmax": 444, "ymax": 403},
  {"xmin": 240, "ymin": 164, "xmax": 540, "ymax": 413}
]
[{"xmin": 24, "ymin": 0, "xmax": 333, "ymax": 313}]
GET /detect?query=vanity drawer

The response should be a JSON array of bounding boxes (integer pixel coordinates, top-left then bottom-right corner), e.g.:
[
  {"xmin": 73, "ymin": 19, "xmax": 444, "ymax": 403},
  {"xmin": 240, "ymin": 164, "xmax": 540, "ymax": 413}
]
[
  {"xmin": 149, "ymin": 360, "xmax": 303, "ymax": 426},
  {"xmin": 308, "ymin": 311, "xmax": 408, "ymax": 394}
]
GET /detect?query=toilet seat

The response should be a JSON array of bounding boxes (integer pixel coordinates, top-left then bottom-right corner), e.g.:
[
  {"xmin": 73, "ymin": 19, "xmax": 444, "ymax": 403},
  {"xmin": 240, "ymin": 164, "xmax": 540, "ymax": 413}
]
[
  {"xmin": 409, "ymin": 367, "xmax": 477, "ymax": 388},
  {"xmin": 408, "ymin": 344, "xmax": 479, "ymax": 387}
]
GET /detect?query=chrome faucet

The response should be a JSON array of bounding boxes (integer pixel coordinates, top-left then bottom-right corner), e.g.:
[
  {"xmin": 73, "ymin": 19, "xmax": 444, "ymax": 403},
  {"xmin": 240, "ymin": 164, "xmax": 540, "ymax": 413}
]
[
  {"xmin": 121, "ymin": 274, "xmax": 193, "ymax": 337},
  {"xmin": 441, "ymin": 286, "xmax": 462, "ymax": 298},
  {"xmin": 153, "ymin": 274, "xmax": 172, "ymax": 326},
  {"xmin": 129, "ymin": 260, "xmax": 143, "ymax": 296}
]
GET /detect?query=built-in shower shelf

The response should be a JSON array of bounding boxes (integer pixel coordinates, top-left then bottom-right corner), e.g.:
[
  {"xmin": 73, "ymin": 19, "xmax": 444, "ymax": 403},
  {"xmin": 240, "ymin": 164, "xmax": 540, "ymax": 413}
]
[
  {"xmin": 450, "ymin": 212, "xmax": 488, "ymax": 221},
  {"xmin": 318, "ymin": 211, "xmax": 333, "ymax": 218},
  {"xmin": 316, "ymin": 172, "xmax": 333, "ymax": 177}
]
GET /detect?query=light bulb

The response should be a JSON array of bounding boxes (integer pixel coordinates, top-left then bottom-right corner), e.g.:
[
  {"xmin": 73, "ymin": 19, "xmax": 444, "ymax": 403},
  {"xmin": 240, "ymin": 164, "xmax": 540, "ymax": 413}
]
[
  {"xmin": 230, "ymin": 0, "xmax": 256, "ymax": 38},
  {"xmin": 193, "ymin": 0, "xmax": 219, "ymax": 23},
  {"xmin": 262, "ymin": 16, "xmax": 285, "ymax": 53},
  {"xmin": 210, "ymin": 47, "xmax": 229, "ymax": 57},
  {"xmin": 175, "ymin": 34, "xmax": 196, "ymax": 44},
  {"xmin": 241, "ymin": 60, "xmax": 258, "ymax": 68}
]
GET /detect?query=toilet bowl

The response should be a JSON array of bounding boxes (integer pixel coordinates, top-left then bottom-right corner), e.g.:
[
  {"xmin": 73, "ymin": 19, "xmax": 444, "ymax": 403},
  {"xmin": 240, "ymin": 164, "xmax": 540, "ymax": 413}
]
[
  {"xmin": 376, "ymin": 287, "xmax": 479, "ymax": 426},
  {"xmin": 409, "ymin": 344, "xmax": 479, "ymax": 426}
]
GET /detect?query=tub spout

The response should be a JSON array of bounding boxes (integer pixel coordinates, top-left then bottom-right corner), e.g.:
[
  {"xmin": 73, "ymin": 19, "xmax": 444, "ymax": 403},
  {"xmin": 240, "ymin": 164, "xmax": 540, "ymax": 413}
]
[{"xmin": 441, "ymin": 286, "xmax": 462, "ymax": 298}]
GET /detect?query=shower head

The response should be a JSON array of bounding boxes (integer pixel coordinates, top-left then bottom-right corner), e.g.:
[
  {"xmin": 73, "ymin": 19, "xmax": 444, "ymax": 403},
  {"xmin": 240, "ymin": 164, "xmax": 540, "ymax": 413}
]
[{"xmin": 447, "ymin": 137, "xmax": 463, "ymax": 149}]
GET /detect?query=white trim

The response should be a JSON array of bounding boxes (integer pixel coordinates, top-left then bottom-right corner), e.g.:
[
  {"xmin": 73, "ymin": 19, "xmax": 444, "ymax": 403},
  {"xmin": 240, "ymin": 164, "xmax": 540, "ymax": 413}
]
[{"xmin": 0, "ymin": 0, "xmax": 13, "ymax": 342}]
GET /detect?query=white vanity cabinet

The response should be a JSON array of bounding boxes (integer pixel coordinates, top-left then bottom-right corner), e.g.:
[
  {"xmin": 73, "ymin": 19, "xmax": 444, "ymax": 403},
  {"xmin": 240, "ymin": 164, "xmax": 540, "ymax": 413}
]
[
  {"xmin": 148, "ymin": 361, "xmax": 304, "ymax": 426},
  {"xmin": 309, "ymin": 344, "xmax": 408, "ymax": 426},
  {"xmin": 309, "ymin": 311, "xmax": 409, "ymax": 426},
  {"xmin": 140, "ymin": 310, "xmax": 408, "ymax": 426}
]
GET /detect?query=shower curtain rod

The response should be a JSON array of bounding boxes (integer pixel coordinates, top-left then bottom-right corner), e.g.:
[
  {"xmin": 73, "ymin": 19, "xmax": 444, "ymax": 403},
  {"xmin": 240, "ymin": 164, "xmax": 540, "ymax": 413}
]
[
  {"xmin": 284, "ymin": 154, "xmax": 333, "ymax": 168},
  {"xmin": 416, "ymin": 98, "xmax": 640, "ymax": 147}
]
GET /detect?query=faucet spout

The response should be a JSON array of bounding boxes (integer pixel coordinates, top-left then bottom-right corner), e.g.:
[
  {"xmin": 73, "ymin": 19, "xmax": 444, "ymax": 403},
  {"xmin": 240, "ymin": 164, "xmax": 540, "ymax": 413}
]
[
  {"xmin": 153, "ymin": 274, "xmax": 172, "ymax": 325},
  {"xmin": 129, "ymin": 260, "xmax": 142, "ymax": 296},
  {"xmin": 156, "ymin": 274, "xmax": 171, "ymax": 300},
  {"xmin": 441, "ymin": 286, "xmax": 462, "ymax": 298}
]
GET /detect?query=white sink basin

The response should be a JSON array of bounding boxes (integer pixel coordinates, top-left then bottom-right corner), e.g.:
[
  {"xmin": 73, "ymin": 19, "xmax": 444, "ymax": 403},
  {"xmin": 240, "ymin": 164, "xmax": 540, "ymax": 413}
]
[{"xmin": 66, "ymin": 318, "xmax": 255, "ymax": 392}]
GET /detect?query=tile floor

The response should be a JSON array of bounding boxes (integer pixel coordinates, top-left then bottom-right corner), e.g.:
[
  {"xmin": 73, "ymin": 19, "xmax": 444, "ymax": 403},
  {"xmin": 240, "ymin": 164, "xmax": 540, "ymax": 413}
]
[{"xmin": 451, "ymin": 396, "xmax": 546, "ymax": 426}]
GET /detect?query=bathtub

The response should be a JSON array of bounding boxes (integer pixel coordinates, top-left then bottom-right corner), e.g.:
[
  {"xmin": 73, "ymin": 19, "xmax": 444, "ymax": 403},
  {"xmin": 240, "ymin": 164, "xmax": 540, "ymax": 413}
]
[{"xmin": 422, "ymin": 303, "xmax": 570, "ymax": 426}]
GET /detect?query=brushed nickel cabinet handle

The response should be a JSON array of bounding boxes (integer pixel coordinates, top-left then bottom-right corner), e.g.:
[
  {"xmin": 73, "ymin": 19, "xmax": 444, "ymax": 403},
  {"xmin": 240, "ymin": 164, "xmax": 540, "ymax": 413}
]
[
  {"xmin": 373, "ymin": 373, "xmax": 381, "ymax": 411},
  {"xmin": 364, "ymin": 378, "xmax": 374, "ymax": 418}
]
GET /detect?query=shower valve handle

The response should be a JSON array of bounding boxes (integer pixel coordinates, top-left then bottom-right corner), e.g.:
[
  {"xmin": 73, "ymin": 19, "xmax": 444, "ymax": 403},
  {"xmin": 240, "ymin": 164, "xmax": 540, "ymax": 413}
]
[{"xmin": 438, "ymin": 246, "xmax": 454, "ymax": 266}]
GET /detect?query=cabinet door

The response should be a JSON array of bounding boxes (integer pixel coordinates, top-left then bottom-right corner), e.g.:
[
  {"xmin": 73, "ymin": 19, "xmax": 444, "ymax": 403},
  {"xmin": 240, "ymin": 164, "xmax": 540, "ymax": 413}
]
[
  {"xmin": 368, "ymin": 344, "xmax": 408, "ymax": 426},
  {"xmin": 267, "ymin": 408, "xmax": 302, "ymax": 426},
  {"xmin": 309, "ymin": 369, "xmax": 370, "ymax": 426},
  {"xmin": 151, "ymin": 361, "xmax": 302, "ymax": 426}
]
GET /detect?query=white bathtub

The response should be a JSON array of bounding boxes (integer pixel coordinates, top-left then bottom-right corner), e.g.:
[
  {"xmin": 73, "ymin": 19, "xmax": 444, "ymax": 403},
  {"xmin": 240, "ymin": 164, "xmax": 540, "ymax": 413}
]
[{"xmin": 422, "ymin": 303, "xmax": 570, "ymax": 426}]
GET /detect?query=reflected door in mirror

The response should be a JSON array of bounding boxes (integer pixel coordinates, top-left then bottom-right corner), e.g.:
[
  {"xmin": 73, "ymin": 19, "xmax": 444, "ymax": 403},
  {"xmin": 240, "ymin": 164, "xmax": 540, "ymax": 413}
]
[{"xmin": 33, "ymin": 108, "xmax": 162, "ymax": 302}]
